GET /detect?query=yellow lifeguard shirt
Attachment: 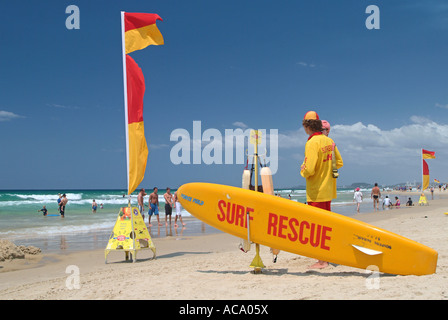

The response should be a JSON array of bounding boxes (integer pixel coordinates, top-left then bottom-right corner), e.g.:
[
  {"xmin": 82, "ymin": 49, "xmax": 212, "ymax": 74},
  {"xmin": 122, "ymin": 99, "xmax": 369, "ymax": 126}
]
[{"xmin": 300, "ymin": 133, "xmax": 343, "ymax": 202}]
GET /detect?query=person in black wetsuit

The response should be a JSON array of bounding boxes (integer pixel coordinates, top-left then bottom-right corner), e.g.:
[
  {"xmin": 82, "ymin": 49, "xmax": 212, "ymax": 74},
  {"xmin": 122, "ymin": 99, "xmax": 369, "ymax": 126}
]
[{"xmin": 38, "ymin": 206, "xmax": 48, "ymax": 216}]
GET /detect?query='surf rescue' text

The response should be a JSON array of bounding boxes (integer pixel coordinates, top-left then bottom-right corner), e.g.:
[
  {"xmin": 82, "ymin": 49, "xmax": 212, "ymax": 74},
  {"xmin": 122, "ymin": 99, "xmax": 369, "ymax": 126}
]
[
  {"xmin": 217, "ymin": 200, "xmax": 253, "ymax": 228},
  {"xmin": 267, "ymin": 213, "xmax": 332, "ymax": 250}
]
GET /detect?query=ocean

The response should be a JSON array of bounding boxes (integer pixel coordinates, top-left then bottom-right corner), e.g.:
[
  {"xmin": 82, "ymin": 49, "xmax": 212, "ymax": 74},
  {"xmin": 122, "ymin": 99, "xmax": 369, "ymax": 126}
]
[{"xmin": 0, "ymin": 188, "xmax": 411, "ymax": 254}]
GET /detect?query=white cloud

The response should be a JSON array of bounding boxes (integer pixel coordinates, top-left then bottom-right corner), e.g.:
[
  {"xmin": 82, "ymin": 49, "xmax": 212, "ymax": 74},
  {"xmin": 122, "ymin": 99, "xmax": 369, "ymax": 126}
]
[
  {"xmin": 274, "ymin": 116, "xmax": 448, "ymax": 185},
  {"xmin": 278, "ymin": 116, "xmax": 448, "ymax": 167},
  {"xmin": 333, "ymin": 117, "xmax": 448, "ymax": 155},
  {"xmin": 0, "ymin": 110, "xmax": 24, "ymax": 122}
]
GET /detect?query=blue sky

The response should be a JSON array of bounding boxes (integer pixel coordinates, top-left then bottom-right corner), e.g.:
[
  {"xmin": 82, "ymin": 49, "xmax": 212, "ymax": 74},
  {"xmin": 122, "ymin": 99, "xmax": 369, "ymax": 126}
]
[{"xmin": 1, "ymin": 0, "xmax": 448, "ymax": 190}]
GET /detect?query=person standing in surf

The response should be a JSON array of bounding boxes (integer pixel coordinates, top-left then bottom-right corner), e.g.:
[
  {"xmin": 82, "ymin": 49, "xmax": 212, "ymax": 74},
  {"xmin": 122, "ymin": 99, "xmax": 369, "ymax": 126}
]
[
  {"xmin": 163, "ymin": 187, "xmax": 174, "ymax": 226},
  {"xmin": 60, "ymin": 194, "xmax": 68, "ymax": 218},
  {"xmin": 148, "ymin": 187, "xmax": 162, "ymax": 227},
  {"xmin": 137, "ymin": 188, "xmax": 147, "ymax": 221},
  {"xmin": 92, "ymin": 199, "xmax": 98, "ymax": 213},
  {"xmin": 371, "ymin": 183, "xmax": 381, "ymax": 211},
  {"xmin": 300, "ymin": 111, "xmax": 343, "ymax": 269}
]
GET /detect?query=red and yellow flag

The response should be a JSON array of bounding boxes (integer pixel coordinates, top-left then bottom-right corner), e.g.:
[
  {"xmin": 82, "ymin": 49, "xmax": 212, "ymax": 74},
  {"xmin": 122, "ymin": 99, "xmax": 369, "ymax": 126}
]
[
  {"xmin": 124, "ymin": 13, "xmax": 164, "ymax": 54},
  {"xmin": 126, "ymin": 55, "xmax": 148, "ymax": 195},
  {"xmin": 422, "ymin": 159, "xmax": 430, "ymax": 190},
  {"xmin": 122, "ymin": 12, "xmax": 163, "ymax": 195},
  {"xmin": 422, "ymin": 149, "xmax": 436, "ymax": 159},
  {"xmin": 421, "ymin": 149, "xmax": 435, "ymax": 191}
]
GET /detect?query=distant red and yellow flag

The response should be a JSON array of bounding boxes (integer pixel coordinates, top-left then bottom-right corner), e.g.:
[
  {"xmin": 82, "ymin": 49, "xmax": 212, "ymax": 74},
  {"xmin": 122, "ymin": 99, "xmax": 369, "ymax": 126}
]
[
  {"xmin": 124, "ymin": 12, "xmax": 164, "ymax": 54},
  {"xmin": 422, "ymin": 159, "xmax": 430, "ymax": 190},
  {"xmin": 422, "ymin": 149, "xmax": 436, "ymax": 159},
  {"xmin": 434, "ymin": 179, "xmax": 440, "ymax": 184},
  {"xmin": 126, "ymin": 55, "xmax": 148, "ymax": 195}
]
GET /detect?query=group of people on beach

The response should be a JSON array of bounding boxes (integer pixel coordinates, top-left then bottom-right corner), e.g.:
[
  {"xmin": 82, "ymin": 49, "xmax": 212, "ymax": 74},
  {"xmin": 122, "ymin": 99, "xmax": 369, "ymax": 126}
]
[
  {"xmin": 353, "ymin": 184, "xmax": 409, "ymax": 213},
  {"xmin": 37, "ymin": 190, "xmax": 185, "ymax": 227},
  {"xmin": 37, "ymin": 193, "xmax": 68, "ymax": 218},
  {"xmin": 137, "ymin": 187, "xmax": 186, "ymax": 228},
  {"xmin": 91, "ymin": 200, "xmax": 103, "ymax": 213}
]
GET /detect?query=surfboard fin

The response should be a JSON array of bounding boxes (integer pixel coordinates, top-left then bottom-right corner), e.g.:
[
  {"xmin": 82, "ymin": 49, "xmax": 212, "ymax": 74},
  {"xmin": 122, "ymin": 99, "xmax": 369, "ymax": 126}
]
[{"xmin": 352, "ymin": 244, "xmax": 383, "ymax": 256}]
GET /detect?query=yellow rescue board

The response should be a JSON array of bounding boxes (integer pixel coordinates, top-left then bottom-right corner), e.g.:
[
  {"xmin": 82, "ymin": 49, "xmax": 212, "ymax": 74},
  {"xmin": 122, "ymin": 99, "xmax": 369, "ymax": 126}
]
[{"xmin": 178, "ymin": 183, "xmax": 437, "ymax": 275}]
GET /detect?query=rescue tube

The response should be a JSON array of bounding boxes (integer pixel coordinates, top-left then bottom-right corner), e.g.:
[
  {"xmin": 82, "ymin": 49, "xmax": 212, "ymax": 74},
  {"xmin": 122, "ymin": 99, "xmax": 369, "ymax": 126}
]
[
  {"xmin": 260, "ymin": 167, "xmax": 274, "ymax": 195},
  {"xmin": 242, "ymin": 169, "xmax": 251, "ymax": 190}
]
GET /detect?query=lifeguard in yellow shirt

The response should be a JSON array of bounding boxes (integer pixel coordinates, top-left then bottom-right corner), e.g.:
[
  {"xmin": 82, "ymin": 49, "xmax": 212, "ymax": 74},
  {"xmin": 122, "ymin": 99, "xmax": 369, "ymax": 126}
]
[{"xmin": 300, "ymin": 111, "xmax": 343, "ymax": 269}]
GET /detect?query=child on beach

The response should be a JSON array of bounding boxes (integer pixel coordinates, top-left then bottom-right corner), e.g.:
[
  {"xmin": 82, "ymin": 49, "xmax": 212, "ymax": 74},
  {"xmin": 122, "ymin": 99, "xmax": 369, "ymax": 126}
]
[
  {"xmin": 383, "ymin": 196, "xmax": 392, "ymax": 209},
  {"xmin": 37, "ymin": 206, "xmax": 48, "ymax": 216},
  {"xmin": 57, "ymin": 193, "xmax": 62, "ymax": 214},
  {"xmin": 393, "ymin": 196, "xmax": 401, "ymax": 208}
]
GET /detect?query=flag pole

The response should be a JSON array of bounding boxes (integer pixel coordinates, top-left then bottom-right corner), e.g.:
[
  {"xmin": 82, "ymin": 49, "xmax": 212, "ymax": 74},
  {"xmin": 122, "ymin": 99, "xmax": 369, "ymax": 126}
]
[
  {"xmin": 421, "ymin": 148, "xmax": 423, "ymax": 192},
  {"xmin": 121, "ymin": 11, "xmax": 130, "ymax": 200},
  {"xmin": 121, "ymin": 11, "xmax": 136, "ymax": 261}
]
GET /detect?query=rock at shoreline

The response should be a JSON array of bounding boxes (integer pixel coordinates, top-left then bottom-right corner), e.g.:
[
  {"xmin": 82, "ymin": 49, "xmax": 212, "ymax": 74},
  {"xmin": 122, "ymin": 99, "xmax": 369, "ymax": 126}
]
[{"xmin": 0, "ymin": 240, "xmax": 41, "ymax": 261}]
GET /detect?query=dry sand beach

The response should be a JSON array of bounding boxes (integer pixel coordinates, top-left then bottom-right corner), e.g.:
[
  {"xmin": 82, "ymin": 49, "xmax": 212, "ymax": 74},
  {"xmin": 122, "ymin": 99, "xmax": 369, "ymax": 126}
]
[{"xmin": 0, "ymin": 190, "xmax": 447, "ymax": 300}]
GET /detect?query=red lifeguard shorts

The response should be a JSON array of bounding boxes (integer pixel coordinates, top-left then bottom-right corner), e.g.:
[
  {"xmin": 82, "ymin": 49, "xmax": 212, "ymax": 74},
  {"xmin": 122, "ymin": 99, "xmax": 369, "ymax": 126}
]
[{"xmin": 307, "ymin": 201, "xmax": 331, "ymax": 211}]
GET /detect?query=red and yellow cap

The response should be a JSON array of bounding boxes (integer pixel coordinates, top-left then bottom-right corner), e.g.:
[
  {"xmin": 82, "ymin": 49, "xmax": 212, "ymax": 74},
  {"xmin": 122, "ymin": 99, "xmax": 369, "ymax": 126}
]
[{"xmin": 303, "ymin": 111, "xmax": 319, "ymax": 120}]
